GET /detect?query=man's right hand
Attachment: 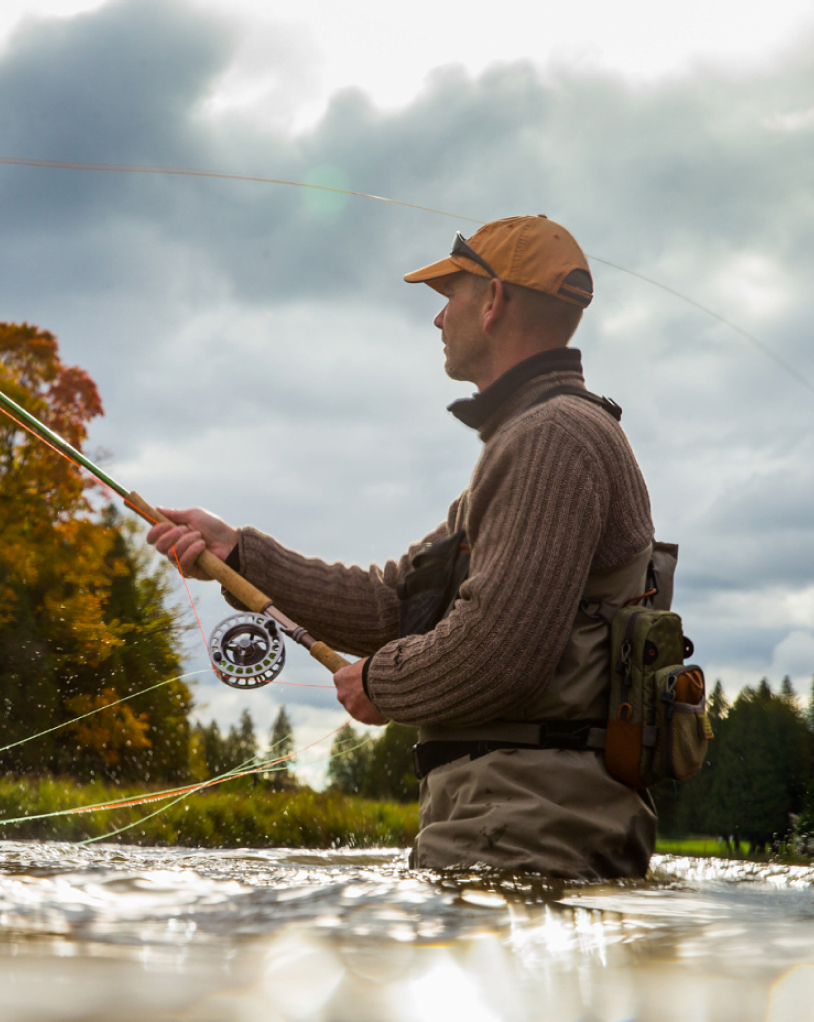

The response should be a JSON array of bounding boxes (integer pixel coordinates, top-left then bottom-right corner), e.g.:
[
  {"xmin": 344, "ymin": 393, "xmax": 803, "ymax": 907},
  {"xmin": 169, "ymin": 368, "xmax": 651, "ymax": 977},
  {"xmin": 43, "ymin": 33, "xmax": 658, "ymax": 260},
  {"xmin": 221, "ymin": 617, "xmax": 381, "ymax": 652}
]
[{"xmin": 146, "ymin": 507, "xmax": 238, "ymax": 581}]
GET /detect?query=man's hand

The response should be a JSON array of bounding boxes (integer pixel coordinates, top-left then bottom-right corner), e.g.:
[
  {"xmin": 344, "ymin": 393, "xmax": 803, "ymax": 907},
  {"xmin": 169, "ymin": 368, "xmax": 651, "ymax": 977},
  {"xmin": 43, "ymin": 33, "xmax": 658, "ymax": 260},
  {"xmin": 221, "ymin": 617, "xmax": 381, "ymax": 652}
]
[
  {"xmin": 146, "ymin": 507, "xmax": 238, "ymax": 580},
  {"xmin": 334, "ymin": 659, "xmax": 388, "ymax": 726}
]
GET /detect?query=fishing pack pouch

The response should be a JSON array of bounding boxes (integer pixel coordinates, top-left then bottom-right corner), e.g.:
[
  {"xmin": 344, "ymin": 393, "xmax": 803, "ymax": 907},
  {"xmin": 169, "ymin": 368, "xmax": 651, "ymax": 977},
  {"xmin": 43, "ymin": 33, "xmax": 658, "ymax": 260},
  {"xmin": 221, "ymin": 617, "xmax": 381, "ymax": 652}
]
[
  {"xmin": 604, "ymin": 606, "xmax": 713, "ymax": 788},
  {"xmin": 396, "ymin": 529, "xmax": 471, "ymax": 638}
]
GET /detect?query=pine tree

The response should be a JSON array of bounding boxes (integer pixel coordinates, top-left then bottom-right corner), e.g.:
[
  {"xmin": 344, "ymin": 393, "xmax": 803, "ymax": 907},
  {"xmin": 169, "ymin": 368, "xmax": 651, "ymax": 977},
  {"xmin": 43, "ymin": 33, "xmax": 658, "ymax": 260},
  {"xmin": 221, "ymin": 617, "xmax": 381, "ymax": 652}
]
[
  {"xmin": 225, "ymin": 709, "xmax": 258, "ymax": 770},
  {"xmin": 808, "ymin": 677, "xmax": 814, "ymax": 733},
  {"xmin": 361, "ymin": 723, "xmax": 419, "ymax": 802},
  {"xmin": 196, "ymin": 720, "xmax": 228, "ymax": 778},
  {"xmin": 267, "ymin": 706, "xmax": 297, "ymax": 790},
  {"xmin": 706, "ymin": 683, "xmax": 809, "ymax": 851},
  {"xmin": 708, "ymin": 679, "xmax": 729, "ymax": 726},
  {"xmin": 327, "ymin": 724, "xmax": 371, "ymax": 796}
]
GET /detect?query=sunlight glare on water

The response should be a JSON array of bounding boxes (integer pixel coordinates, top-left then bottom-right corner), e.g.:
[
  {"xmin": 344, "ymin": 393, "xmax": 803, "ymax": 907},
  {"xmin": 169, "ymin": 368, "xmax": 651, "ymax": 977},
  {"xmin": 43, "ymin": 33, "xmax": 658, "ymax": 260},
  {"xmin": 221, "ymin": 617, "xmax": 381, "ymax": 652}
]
[{"xmin": 0, "ymin": 841, "xmax": 813, "ymax": 1021}]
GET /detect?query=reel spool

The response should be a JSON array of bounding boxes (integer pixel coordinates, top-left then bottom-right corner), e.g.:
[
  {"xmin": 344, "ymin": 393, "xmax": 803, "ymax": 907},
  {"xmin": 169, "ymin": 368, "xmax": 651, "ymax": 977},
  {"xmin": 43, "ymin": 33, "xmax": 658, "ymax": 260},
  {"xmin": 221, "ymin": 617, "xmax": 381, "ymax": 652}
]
[{"xmin": 208, "ymin": 612, "xmax": 285, "ymax": 689}]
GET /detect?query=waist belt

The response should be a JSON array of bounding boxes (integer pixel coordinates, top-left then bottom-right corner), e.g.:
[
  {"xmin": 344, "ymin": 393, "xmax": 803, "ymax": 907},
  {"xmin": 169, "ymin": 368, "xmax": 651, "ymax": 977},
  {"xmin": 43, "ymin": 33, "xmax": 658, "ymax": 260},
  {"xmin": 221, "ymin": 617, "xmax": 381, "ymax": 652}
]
[{"xmin": 412, "ymin": 719, "xmax": 607, "ymax": 780}]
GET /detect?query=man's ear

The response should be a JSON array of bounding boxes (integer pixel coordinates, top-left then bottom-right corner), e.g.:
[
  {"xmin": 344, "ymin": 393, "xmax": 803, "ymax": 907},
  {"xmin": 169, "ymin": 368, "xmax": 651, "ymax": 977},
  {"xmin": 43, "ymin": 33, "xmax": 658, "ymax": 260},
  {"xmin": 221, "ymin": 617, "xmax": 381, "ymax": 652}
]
[{"xmin": 482, "ymin": 278, "xmax": 507, "ymax": 332}]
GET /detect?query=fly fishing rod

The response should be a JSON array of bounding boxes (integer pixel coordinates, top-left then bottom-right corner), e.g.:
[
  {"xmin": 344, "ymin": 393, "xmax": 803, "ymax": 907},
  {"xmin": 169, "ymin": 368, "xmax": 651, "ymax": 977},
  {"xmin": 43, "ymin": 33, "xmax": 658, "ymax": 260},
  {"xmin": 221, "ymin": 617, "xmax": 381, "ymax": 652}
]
[{"xmin": 0, "ymin": 387, "xmax": 350, "ymax": 688}]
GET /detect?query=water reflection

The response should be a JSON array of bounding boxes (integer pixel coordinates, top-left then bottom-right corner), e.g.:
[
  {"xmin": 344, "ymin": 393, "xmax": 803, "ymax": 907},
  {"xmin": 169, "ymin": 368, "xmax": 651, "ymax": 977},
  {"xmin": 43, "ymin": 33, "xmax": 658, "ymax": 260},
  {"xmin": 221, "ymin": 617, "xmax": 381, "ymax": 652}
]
[{"xmin": 0, "ymin": 841, "xmax": 812, "ymax": 1020}]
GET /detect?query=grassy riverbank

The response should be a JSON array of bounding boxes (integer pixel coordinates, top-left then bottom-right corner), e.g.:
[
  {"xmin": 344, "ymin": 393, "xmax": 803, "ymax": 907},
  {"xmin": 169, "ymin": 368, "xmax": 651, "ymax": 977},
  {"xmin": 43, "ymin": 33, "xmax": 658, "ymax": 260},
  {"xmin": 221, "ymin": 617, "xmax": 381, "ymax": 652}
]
[
  {"xmin": 655, "ymin": 837, "xmax": 732, "ymax": 857},
  {"xmin": 654, "ymin": 835, "xmax": 811, "ymax": 864},
  {"xmin": 0, "ymin": 776, "xmax": 419, "ymax": 848},
  {"xmin": 0, "ymin": 777, "xmax": 806, "ymax": 862}
]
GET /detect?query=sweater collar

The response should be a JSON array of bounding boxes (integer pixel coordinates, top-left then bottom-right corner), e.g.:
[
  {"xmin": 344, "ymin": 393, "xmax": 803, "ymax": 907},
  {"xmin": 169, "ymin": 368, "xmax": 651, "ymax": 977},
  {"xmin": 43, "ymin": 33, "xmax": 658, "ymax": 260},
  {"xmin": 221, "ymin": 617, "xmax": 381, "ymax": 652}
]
[{"xmin": 448, "ymin": 348, "xmax": 583, "ymax": 431}]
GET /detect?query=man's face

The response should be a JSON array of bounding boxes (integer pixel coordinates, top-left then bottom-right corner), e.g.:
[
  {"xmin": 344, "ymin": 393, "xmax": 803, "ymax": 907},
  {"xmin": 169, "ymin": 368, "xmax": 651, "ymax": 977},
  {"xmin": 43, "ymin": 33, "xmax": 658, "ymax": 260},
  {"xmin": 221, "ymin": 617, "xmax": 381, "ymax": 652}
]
[{"xmin": 433, "ymin": 273, "xmax": 490, "ymax": 383}]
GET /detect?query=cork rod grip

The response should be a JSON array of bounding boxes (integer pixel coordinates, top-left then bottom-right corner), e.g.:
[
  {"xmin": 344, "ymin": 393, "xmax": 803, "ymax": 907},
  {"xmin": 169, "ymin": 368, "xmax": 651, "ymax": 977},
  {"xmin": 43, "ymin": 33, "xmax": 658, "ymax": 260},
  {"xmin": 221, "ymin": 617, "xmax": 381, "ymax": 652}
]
[
  {"xmin": 126, "ymin": 491, "xmax": 352, "ymax": 676},
  {"xmin": 309, "ymin": 642, "xmax": 351, "ymax": 673},
  {"xmin": 126, "ymin": 492, "xmax": 270, "ymax": 613}
]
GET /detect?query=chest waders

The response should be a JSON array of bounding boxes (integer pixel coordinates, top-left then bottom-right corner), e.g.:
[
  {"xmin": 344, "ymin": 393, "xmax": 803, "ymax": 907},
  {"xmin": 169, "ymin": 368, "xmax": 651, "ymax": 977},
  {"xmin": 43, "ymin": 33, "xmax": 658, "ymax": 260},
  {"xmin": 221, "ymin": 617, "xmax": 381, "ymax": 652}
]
[{"xmin": 401, "ymin": 387, "xmax": 711, "ymax": 789}]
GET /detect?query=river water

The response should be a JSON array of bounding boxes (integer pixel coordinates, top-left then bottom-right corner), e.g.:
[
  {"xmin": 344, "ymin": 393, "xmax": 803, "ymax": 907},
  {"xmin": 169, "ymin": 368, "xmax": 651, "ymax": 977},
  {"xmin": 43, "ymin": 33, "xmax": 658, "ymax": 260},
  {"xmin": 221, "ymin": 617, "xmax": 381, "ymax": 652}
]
[{"xmin": 0, "ymin": 841, "xmax": 813, "ymax": 1021}]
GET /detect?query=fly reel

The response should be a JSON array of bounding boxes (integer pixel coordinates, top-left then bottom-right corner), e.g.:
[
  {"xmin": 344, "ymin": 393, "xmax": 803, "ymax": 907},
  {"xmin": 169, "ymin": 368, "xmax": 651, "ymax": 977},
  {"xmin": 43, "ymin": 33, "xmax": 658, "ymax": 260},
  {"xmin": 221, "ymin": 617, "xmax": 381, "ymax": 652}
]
[{"xmin": 208, "ymin": 612, "xmax": 285, "ymax": 689}]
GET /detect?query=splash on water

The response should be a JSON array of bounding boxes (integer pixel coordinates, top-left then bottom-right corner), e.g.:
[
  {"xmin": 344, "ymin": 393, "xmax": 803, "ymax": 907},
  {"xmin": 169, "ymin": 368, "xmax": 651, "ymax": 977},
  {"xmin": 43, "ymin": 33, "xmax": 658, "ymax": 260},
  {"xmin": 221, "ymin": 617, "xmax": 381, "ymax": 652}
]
[{"xmin": 0, "ymin": 841, "xmax": 812, "ymax": 1021}]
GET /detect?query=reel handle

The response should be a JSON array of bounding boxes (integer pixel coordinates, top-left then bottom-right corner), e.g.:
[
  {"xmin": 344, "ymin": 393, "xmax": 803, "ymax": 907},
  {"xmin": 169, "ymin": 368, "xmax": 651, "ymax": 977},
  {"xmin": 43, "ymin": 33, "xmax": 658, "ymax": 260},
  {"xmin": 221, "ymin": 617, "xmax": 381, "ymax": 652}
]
[{"xmin": 126, "ymin": 491, "xmax": 351, "ymax": 674}]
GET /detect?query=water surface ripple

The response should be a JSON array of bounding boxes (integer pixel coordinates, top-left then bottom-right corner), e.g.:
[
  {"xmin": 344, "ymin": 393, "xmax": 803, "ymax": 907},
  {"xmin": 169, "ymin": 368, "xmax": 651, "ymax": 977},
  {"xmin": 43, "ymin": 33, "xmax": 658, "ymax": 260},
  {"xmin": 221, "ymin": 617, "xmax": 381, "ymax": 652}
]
[{"xmin": 0, "ymin": 840, "xmax": 812, "ymax": 1021}]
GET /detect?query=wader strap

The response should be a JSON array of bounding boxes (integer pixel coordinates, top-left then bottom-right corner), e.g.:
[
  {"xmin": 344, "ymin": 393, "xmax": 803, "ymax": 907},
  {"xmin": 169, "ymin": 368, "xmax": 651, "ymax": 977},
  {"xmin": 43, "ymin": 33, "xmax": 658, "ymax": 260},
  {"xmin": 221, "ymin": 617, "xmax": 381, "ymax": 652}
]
[
  {"xmin": 525, "ymin": 385, "xmax": 622, "ymax": 421},
  {"xmin": 413, "ymin": 719, "xmax": 607, "ymax": 780}
]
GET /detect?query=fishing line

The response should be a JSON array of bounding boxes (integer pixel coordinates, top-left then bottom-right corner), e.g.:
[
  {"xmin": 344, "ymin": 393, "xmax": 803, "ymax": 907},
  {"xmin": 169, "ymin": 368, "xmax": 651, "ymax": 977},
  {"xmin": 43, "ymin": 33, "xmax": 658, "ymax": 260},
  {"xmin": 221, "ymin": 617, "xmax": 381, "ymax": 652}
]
[
  {"xmin": 0, "ymin": 156, "xmax": 482, "ymax": 225},
  {"xmin": 76, "ymin": 722, "xmax": 367, "ymax": 846},
  {"xmin": 0, "ymin": 669, "xmax": 209, "ymax": 756},
  {"xmin": 0, "ymin": 726, "xmax": 328, "ymax": 824},
  {"xmin": 172, "ymin": 544, "xmax": 209, "ymax": 648},
  {"xmin": 0, "ymin": 720, "xmax": 361, "ymax": 838},
  {"xmin": 587, "ymin": 257, "xmax": 814, "ymax": 397},
  {"xmin": 5, "ymin": 153, "xmax": 800, "ymax": 841},
  {"xmin": 1, "ymin": 154, "xmax": 808, "ymax": 393},
  {"xmin": 0, "ymin": 401, "xmax": 336, "ymax": 705}
]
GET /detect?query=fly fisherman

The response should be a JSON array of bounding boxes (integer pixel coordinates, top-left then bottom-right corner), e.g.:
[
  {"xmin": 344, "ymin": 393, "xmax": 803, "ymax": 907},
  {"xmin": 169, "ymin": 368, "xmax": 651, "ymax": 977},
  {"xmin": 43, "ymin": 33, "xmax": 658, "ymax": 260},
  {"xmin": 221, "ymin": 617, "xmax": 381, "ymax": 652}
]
[{"xmin": 147, "ymin": 215, "xmax": 658, "ymax": 878}]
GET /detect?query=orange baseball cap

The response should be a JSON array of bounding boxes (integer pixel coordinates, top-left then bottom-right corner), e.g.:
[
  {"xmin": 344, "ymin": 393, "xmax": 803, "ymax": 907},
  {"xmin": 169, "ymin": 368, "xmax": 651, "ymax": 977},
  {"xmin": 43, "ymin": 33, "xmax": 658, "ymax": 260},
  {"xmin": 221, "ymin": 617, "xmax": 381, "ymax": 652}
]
[{"xmin": 404, "ymin": 215, "xmax": 593, "ymax": 308}]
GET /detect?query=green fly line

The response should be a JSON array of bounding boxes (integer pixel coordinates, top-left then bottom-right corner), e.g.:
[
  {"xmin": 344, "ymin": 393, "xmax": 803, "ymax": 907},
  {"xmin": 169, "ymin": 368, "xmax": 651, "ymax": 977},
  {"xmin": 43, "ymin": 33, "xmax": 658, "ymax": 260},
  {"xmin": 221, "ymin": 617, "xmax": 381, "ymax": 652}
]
[
  {"xmin": 0, "ymin": 152, "xmax": 807, "ymax": 843},
  {"xmin": 0, "ymin": 722, "xmax": 372, "ymax": 848},
  {"xmin": 0, "ymin": 669, "xmax": 209, "ymax": 756},
  {"xmin": 75, "ymin": 730, "xmax": 372, "ymax": 846}
]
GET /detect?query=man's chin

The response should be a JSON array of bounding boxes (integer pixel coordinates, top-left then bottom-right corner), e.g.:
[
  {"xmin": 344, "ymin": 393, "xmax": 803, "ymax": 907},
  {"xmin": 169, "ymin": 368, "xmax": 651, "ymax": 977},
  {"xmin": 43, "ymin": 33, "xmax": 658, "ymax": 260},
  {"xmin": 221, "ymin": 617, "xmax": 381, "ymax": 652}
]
[{"xmin": 444, "ymin": 357, "xmax": 469, "ymax": 382}]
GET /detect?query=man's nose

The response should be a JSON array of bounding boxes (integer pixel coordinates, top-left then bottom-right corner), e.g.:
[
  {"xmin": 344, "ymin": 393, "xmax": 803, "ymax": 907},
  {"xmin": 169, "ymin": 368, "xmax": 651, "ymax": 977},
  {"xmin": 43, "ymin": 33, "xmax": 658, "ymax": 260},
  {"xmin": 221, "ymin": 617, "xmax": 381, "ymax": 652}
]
[{"xmin": 434, "ymin": 305, "xmax": 447, "ymax": 329}]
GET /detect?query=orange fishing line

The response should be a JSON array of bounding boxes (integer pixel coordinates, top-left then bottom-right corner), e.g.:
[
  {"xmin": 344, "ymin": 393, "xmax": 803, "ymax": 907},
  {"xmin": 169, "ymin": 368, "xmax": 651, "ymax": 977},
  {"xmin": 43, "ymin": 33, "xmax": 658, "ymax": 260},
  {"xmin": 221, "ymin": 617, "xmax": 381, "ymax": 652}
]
[
  {"xmin": 0, "ymin": 403, "xmax": 334, "ymax": 691},
  {"xmin": 0, "ymin": 402, "xmax": 114, "ymax": 498},
  {"xmin": 174, "ymin": 548, "xmax": 210, "ymax": 648},
  {"xmin": 69, "ymin": 719, "xmax": 351, "ymax": 815}
]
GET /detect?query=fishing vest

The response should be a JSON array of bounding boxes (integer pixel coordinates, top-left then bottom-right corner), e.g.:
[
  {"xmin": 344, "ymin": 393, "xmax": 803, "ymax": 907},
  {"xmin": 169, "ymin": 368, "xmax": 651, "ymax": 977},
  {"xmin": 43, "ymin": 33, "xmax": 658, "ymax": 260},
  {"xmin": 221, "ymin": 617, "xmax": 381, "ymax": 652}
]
[{"xmin": 401, "ymin": 388, "xmax": 708, "ymax": 787}]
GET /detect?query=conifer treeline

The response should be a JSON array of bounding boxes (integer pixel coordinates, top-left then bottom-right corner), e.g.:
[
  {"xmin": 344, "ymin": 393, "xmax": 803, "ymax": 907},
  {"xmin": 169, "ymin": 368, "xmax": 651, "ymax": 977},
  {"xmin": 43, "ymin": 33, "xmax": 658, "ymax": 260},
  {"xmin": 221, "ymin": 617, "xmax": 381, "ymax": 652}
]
[
  {"xmin": 654, "ymin": 677, "xmax": 814, "ymax": 851},
  {"xmin": 327, "ymin": 723, "xmax": 419, "ymax": 803},
  {"xmin": 326, "ymin": 681, "xmax": 814, "ymax": 849},
  {"xmin": 5, "ymin": 321, "xmax": 814, "ymax": 851},
  {"xmin": 190, "ymin": 707, "xmax": 297, "ymax": 789}
]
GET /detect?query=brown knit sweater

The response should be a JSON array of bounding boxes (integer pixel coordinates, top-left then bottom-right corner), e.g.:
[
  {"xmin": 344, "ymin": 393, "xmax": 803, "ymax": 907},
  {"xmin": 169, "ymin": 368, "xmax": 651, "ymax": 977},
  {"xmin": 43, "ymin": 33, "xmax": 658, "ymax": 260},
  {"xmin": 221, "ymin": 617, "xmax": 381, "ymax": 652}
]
[{"xmin": 227, "ymin": 349, "xmax": 653, "ymax": 727}]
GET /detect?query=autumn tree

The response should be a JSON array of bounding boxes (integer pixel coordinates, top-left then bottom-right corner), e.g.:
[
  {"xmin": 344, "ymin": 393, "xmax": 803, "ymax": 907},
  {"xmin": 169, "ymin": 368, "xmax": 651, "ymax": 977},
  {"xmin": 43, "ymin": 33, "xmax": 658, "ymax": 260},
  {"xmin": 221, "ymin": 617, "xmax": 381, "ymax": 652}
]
[{"xmin": 0, "ymin": 321, "xmax": 192, "ymax": 782}]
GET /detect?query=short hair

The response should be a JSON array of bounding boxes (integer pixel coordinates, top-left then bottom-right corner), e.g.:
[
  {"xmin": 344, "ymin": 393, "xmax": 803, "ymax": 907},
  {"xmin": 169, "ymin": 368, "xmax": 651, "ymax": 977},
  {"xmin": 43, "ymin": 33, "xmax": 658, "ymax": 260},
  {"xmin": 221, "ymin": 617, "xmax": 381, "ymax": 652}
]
[{"xmin": 470, "ymin": 275, "xmax": 583, "ymax": 343}]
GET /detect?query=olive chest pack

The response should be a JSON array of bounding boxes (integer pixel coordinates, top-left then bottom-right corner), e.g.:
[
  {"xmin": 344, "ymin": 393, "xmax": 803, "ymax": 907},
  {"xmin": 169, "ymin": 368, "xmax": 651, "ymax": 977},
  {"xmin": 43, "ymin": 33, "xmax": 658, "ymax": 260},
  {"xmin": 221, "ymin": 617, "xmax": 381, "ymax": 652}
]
[{"xmin": 604, "ymin": 605, "xmax": 713, "ymax": 789}]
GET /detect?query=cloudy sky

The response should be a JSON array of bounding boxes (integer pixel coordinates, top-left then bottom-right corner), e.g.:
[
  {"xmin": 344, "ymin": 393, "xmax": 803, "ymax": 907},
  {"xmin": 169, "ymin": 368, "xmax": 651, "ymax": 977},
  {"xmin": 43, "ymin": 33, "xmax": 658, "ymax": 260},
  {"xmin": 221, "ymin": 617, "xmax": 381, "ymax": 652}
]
[{"xmin": 2, "ymin": 0, "xmax": 814, "ymax": 785}]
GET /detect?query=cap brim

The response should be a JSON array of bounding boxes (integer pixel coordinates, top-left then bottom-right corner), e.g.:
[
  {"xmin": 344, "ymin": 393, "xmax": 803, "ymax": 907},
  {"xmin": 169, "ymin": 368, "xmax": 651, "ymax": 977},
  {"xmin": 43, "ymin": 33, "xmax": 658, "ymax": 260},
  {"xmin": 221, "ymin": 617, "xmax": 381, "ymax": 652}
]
[{"xmin": 403, "ymin": 255, "xmax": 469, "ymax": 293}]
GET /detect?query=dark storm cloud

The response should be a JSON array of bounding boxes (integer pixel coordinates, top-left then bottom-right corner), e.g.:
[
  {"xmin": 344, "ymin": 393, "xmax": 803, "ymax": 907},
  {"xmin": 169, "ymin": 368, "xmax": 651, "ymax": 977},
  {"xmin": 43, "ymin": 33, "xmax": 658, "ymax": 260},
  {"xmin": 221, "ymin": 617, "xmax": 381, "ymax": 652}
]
[
  {"xmin": 3, "ymin": 0, "xmax": 814, "ymax": 709},
  {"xmin": 0, "ymin": 1, "xmax": 234, "ymax": 214},
  {"xmin": 3, "ymin": 1, "xmax": 813, "ymax": 317}
]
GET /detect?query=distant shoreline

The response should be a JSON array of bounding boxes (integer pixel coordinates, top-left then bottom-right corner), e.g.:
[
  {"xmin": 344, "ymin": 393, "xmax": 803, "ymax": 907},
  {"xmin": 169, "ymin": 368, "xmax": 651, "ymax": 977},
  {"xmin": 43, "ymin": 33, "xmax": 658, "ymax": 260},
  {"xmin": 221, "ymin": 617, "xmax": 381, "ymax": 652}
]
[{"xmin": 0, "ymin": 776, "xmax": 808, "ymax": 864}]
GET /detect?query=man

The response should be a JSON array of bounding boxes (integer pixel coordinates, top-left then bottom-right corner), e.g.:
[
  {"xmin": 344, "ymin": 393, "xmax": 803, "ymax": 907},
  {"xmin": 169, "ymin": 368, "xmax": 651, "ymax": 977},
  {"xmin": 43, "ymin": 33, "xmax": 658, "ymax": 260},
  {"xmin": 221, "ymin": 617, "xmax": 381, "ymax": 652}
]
[{"xmin": 148, "ymin": 215, "xmax": 657, "ymax": 878}]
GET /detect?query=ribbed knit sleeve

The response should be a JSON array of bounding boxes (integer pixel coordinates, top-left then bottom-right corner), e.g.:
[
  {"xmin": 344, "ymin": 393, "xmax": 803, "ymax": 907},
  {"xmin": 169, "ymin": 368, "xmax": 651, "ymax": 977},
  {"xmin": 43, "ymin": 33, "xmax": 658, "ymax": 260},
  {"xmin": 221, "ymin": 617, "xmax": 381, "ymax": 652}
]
[
  {"xmin": 222, "ymin": 516, "xmax": 454, "ymax": 657},
  {"xmin": 364, "ymin": 416, "xmax": 615, "ymax": 725}
]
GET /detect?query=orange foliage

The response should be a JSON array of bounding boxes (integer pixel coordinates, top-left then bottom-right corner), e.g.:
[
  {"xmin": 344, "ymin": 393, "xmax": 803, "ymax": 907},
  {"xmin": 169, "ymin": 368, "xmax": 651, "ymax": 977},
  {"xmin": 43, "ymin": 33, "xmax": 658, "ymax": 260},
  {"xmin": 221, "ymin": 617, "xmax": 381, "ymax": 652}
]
[
  {"xmin": 0, "ymin": 322, "xmax": 127, "ymax": 659},
  {"xmin": 66, "ymin": 688, "xmax": 152, "ymax": 767},
  {"xmin": 0, "ymin": 321, "xmax": 191, "ymax": 783}
]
